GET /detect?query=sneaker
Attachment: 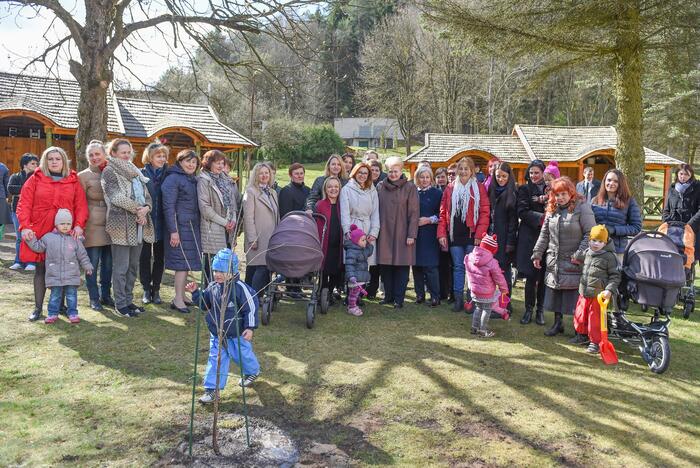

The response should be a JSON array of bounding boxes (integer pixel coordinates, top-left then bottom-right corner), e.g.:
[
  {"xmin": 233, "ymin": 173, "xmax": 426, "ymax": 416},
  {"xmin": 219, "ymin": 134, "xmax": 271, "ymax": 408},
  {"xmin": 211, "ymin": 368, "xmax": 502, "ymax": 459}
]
[
  {"xmin": 68, "ymin": 315, "xmax": 80, "ymax": 324},
  {"xmin": 28, "ymin": 308, "xmax": 42, "ymax": 322},
  {"xmin": 238, "ymin": 373, "xmax": 260, "ymax": 387},
  {"xmin": 44, "ymin": 316, "xmax": 58, "ymax": 324},
  {"xmin": 586, "ymin": 343, "xmax": 599, "ymax": 354},
  {"xmin": 9, "ymin": 263, "xmax": 22, "ymax": 270},
  {"xmin": 90, "ymin": 300, "xmax": 104, "ymax": 311},
  {"xmin": 198, "ymin": 390, "xmax": 218, "ymax": 404},
  {"xmin": 115, "ymin": 306, "xmax": 136, "ymax": 318},
  {"xmin": 128, "ymin": 303, "xmax": 145, "ymax": 314},
  {"xmin": 24, "ymin": 264, "xmax": 36, "ymax": 271},
  {"xmin": 479, "ymin": 329, "xmax": 495, "ymax": 338},
  {"xmin": 569, "ymin": 334, "xmax": 590, "ymax": 346}
]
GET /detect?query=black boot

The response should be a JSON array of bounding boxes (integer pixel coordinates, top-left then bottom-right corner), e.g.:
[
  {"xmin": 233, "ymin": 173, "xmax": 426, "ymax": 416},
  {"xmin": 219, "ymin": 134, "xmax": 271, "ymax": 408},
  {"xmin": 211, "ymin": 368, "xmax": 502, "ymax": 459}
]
[
  {"xmin": 142, "ymin": 288, "xmax": 152, "ymax": 305},
  {"xmin": 535, "ymin": 306, "xmax": 545, "ymax": 325},
  {"xmin": 28, "ymin": 308, "xmax": 42, "ymax": 322},
  {"xmin": 452, "ymin": 293, "xmax": 464, "ymax": 312},
  {"xmin": 520, "ymin": 307, "xmax": 533, "ymax": 324},
  {"xmin": 151, "ymin": 287, "xmax": 162, "ymax": 305},
  {"xmin": 544, "ymin": 312, "xmax": 564, "ymax": 336}
]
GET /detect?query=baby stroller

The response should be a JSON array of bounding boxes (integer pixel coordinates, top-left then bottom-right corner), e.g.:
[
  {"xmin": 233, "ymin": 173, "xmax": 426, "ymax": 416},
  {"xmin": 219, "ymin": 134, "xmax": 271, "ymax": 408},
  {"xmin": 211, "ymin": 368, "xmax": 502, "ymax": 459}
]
[
  {"xmin": 262, "ymin": 211, "xmax": 328, "ymax": 329},
  {"xmin": 615, "ymin": 231, "xmax": 686, "ymax": 374},
  {"xmin": 658, "ymin": 221, "xmax": 696, "ymax": 318}
]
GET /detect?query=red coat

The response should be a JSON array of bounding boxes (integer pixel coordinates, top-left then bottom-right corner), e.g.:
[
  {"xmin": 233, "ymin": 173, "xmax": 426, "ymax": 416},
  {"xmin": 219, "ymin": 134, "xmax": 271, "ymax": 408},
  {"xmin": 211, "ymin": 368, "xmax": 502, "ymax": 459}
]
[
  {"xmin": 16, "ymin": 169, "xmax": 88, "ymax": 263},
  {"xmin": 315, "ymin": 198, "xmax": 344, "ymax": 270},
  {"xmin": 437, "ymin": 181, "xmax": 490, "ymax": 242}
]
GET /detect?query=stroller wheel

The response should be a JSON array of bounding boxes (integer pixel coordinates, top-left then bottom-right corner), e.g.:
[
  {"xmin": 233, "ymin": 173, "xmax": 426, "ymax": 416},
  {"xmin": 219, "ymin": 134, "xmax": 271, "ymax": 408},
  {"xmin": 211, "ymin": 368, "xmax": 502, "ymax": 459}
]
[
  {"xmin": 320, "ymin": 288, "xmax": 330, "ymax": 315},
  {"xmin": 647, "ymin": 336, "xmax": 671, "ymax": 374},
  {"xmin": 261, "ymin": 299, "xmax": 272, "ymax": 326},
  {"xmin": 306, "ymin": 303, "xmax": 316, "ymax": 329},
  {"xmin": 683, "ymin": 300, "xmax": 694, "ymax": 319}
]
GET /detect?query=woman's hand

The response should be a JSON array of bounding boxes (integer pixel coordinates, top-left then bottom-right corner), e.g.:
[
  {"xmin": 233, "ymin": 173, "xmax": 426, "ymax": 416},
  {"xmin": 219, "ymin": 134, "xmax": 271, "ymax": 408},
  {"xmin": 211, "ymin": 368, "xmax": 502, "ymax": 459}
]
[
  {"xmin": 185, "ymin": 282, "xmax": 198, "ymax": 293},
  {"xmin": 406, "ymin": 237, "xmax": 415, "ymax": 246},
  {"xmin": 418, "ymin": 217, "xmax": 431, "ymax": 226},
  {"xmin": 474, "ymin": 238, "xmax": 481, "ymax": 246},
  {"xmin": 21, "ymin": 229, "xmax": 35, "ymax": 242},
  {"xmin": 439, "ymin": 237, "xmax": 448, "ymax": 250},
  {"xmin": 570, "ymin": 255, "xmax": 581, "ymax": 265},
  {"xmin": 136, "ymin": 206, "xmax": 150, "ymax": 217},
  {"xmin": 136, "ymin": 215, "xmax": 146, "ymax": 226},
  {"xmin": 367, "ymin": 235, "xmax": 376, "ymax": 243},
  {"xmin": 533, "ymin": 258, "xmax": 541, "ymax": 269},
  {"xmin": 71, "ymin": 226, "xmax": 84, "ymax": 240},
  {"xmin": 170, "ymin": 232, "xmax": 180, "ymax": 247},
  {"xmin": 225, "ymin": 220, "xmax": 236, "ymax": 232}
]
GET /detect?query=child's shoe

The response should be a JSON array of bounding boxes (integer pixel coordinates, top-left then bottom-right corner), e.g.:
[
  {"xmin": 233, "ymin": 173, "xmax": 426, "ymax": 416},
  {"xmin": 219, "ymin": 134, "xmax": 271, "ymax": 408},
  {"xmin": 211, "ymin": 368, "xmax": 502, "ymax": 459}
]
[
  {"xmin": 470, "ymin": 327, "xmax": 478, "ymax": 335},
  {"xmin": 479, "ymin": 329, "xmax": 495, "ymax": 338},
  {"xmin": 586, "ymin": 343, "xmax": 599, "ymax": 354},
  {"xmin": 492, "ymin": 304, "xmax": 510, "ymax": 321},
  {"xmin": 569, "ymin": 333, "xmax": 590, "ymax": 345},
  {"xmin": 198, "ymin": 389, "xmax": 218, "ymax": 404},
  {"xmin": 44, "ymin": 316, "xmax": 58, "ymax": 324},
  {"xmin": 238, "ymin": 373, "xmax": 260, "ymax": 387},
  {"xmin": 69, "ymin": 315, "xmax": 80, "ymax": 324},
  {"xmin": 347, "ymin": 307, "xmax": 363, "ymax": 317}
]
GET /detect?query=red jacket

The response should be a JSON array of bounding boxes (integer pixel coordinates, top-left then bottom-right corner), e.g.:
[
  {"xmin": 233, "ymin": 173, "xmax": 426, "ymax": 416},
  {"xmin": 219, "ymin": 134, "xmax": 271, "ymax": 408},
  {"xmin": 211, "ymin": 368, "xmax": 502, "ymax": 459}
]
[
  {"xmin": 16, "ymin": 169, "xmax": 88, "ymax": 263},
  {"xmin": 437, "ymin": 182, "xmax": 490, "ymax": 242},
  {"xmin": 315, "ymin": 198, "xmax": 344, "ymax": 270}
]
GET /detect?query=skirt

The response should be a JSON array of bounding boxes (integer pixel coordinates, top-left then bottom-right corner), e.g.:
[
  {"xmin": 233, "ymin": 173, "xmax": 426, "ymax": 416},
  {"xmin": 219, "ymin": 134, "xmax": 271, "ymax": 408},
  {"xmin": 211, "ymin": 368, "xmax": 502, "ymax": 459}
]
[{"xmin": 544, "ymin": 287, "xmax": 578, "ymax": 315}]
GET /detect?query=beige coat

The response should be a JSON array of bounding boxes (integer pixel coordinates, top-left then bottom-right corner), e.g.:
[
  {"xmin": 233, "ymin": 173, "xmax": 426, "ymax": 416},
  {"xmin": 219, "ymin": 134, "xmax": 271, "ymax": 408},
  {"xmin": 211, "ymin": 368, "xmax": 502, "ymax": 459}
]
[
  {"xmin": 198, "ymin": 171, "xmax": 234, "ymax": 254},
  {"xmin": 376, "ymin": 177, "xmax": 419, "ymax": 266},
  {"xmin": 79, "ymin": 166, "xmax": 111, "ymax": 248},
  {"xmin": 243, "ymin": 185, "xmax": 279, "ymax": 266}
]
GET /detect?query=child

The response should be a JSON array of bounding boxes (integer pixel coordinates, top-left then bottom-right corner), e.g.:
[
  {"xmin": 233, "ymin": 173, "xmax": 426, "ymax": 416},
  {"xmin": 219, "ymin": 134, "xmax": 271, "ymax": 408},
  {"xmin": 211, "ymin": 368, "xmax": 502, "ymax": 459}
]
[
  {"xmin": 185, "ymin": 248, "xmax": 261, "ymax": 404},
  {"xmin": 572, "ymin": 225, "xmax": 621, "ymax": 353},
  {"xmin": 344, "ymin": 224, "xmax": 373, "ymax": 316},
  {"xmin": 26, "ymin": 209, "xmax": 93, "ymax": 324},
  {"xmin": 464, "ymin": 234, "xmax": 509, "ymax": 337}
]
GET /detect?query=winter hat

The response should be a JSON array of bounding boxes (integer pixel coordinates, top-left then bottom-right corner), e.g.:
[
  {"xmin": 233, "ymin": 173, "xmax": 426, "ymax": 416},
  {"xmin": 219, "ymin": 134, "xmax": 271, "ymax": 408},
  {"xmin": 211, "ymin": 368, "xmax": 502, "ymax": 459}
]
[
  {"xmin": 544, "ymin": 161, "xmax": 560, "ymax": 179},
  {"xmin": 54, "ymin": 208, "xmax": 73, "ymax": 226},
  {"xmin": 20, "ymin": 153, "xmax": 39, "ymax": 169},
  {"xmin": 590, "ymin": 225, "xmax": 609, "ymax": 244},
  {"xmin": 211, "ymin": 248, "xmax": 239, "ymax": 274},
  {"xmin": 480, "ymin": 233, "xmax": 499, "ymax": 255},
  {"xmin": 349, "ymin": 224, "xmax": 367, "ymax": 245}
]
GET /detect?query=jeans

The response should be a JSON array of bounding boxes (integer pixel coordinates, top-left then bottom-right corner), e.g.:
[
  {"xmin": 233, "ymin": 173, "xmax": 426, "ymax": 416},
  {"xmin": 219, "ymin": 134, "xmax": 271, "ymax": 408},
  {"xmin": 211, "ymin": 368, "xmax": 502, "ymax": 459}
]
[
  {"xmin": 380, "ymin": 265, "xmax": 410, "ymax": 305},
  {"xmin": 48, "ymin": 286, "xmax": 78, "ymax": 317},
  {"xmin": 245, "ymin": 265, "xmax": 271, "ymax": 298},
  {"xmin": 112, "ymin": 244, "xmax": 142, "ymax": 308},
  {"xmin": 449, "ymin": 244, "xmax": 474, "ymax": 295},
  {"xmin": 11, "ymin": 212, "xmax": 33, "ymax": 267},
  {"xmin": 204, "ymin": 333, "xmax": 260, "ymax": 390},
  {"xmin": 86, "ymin": 246, "xmax": 112, "ymax": 301},
  {"xmin": 139, "ymin": 240, "xmax": 165, "ymax": 292},
  {"xmin": 413, "ymin": 265, "xmax": 440, "ymax": 300}
]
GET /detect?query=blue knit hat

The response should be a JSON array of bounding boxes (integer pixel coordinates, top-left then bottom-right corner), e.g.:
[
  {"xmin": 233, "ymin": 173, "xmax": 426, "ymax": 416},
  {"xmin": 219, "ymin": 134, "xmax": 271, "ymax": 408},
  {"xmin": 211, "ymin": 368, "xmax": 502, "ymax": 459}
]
[{"xmin": 211, "ymin": 248, "xmax": 238, "ymax": 274}]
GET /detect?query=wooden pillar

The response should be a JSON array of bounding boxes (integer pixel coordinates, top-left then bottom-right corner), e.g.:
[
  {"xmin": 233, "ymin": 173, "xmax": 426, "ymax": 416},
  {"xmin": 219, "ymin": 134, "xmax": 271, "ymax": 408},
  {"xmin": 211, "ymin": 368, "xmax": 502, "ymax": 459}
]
[
  {"xmin": 663, "ymin": 166, "xmax": 671, "ymax": 202},
  {"xmin": 237, "ymin": 148, "xmax": 243, "ymax": 190},
  {"xmin": 195, "ymin": 141, "xmax": 202, "ymax": 156},
  {"xmin": 45, "ymin": 127, "xmax": 53, "ymax": 147},
  {"xmin": 577, "ymin": 162, "xmax": 584, "ymax": 182}
]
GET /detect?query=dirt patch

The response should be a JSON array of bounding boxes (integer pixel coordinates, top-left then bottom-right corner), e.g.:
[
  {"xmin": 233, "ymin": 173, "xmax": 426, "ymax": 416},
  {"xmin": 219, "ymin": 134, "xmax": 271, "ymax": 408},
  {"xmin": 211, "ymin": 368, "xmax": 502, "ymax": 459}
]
[{"xmin": 413, "ymin": 417, "xmax": 441, "ymax": 430}]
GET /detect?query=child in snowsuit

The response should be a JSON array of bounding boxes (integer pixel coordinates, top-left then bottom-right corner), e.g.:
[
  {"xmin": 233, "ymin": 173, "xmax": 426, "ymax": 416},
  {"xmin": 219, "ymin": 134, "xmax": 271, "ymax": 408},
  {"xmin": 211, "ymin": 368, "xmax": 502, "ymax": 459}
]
[
  {"xmin": 571, "ymin": 225, "xmax": 621, "ymax": 354},
  {"xmin": 344, "ymin": 224, "xmax": 373, "ymax": 317},
  {"xmin": 185, "ymin": 248, "xmax": 261, "ymax": 404},
  {"xmin": 26, "ymin": 208, "xmax": 93, "ymax": 324},
  {"xmin": 464, "ymin": 234, "xmax": 509, "ymax": 337}
]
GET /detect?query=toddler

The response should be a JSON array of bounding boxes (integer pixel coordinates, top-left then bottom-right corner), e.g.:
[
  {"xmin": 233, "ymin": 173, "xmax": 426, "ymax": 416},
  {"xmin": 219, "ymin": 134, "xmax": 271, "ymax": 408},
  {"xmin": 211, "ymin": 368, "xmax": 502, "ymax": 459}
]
[
  {"xmin": 26, "ymin": 209, "xmax": 93, "ymax": 324},
  {"xmin": 571, "ymin": 225, "xmax": 621, "ymax": 354},
  {"xmin": 186, "ymin": 248, "xmax": 261, "ymax": 404},
  {"xmin": 344, "ymin": 224, "xmax": 373, "ymax": 316},
  {"xmin": 464, "ymin": 234, "xmax": 509, "ymax": 337}
]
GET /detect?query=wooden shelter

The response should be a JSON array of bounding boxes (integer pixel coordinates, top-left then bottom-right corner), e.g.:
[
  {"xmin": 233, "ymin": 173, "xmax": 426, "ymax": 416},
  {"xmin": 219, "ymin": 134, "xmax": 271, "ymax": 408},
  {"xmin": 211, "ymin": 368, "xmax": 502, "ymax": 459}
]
[{"xmin": 0, "ymin": 72, "xmax": 256, "ymax": 174}]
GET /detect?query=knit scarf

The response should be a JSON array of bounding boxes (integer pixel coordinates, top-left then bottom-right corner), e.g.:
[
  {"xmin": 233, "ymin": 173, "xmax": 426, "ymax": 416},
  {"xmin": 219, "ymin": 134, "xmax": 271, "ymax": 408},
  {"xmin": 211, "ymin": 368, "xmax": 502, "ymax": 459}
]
[
  {"xmin": 450, "ymin": 177, "xmax": 480, "ymax": 241},
  {"xmin": 676, "ymin": 181, "xmax": 691, "ymax": 194},
  {"xmin": 107, "ymin": 156, "xmax": 149, "ymax": 185},
  {"xmin": 208, "ymin": 170, "xmax": 234, "ymax": 221}
]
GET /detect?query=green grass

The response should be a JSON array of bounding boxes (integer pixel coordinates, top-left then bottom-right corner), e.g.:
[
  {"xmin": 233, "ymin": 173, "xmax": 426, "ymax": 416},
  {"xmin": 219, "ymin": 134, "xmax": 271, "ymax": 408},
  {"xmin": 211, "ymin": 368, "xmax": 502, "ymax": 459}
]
[{"xmin": 1, "ymin": 236, "xmax": 699, "ymax": 465}]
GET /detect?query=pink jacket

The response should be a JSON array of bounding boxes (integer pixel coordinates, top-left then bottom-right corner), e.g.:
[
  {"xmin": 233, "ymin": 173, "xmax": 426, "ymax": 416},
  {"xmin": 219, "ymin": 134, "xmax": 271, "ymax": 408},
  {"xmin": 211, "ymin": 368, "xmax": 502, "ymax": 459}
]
[{"xmin": 465, "ymin": 246, "xmax": 510, "ymax": 301}]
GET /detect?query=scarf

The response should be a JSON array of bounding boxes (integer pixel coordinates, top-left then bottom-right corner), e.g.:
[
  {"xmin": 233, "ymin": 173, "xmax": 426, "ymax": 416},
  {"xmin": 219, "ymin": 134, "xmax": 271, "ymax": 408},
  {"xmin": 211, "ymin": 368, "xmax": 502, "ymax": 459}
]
[
  {"xmin": 676, "ymin": 182, "xmax": 691, "ymax": 194},
  {"xmin": 107, "ymin": 156, "xmax": 150, "ymax": 185},
  {"xmin": 209, "ymin": 170, "xmax": 234, "ymax": 221},
  {"xmin": 450, "ymin": 177, "xmax": 480, "ymax": 241}
]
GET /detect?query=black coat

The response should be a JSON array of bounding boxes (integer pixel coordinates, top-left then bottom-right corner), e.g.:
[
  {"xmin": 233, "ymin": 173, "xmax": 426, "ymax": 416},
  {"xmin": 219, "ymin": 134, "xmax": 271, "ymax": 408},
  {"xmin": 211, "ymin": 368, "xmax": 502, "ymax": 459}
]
[
  {"xmin": 142, "ymin": 164, "xmax": 167, "ymax": 242},
  {"xmin": 279, "ymin": 181, "xmax": 310, "ymax": 218},
  {"xmin": 489, "ymin": 186, "xmax": 518, "ymax": 270},
  {"xmin": 415, "ymin": 187, "xmax": 442, "ymax": 267},
  {"xmin": 7, "ymin": 170, "xmax": 30, "ymax": 212},
  {"xmin": 516, "ymin": 181, "xmax": 546, "ymax": 277},
  {"xmin": 663, "ymin": 179, "xmax": 700, "ymax": 253},
  {"xmin": 161, "ymin": 165, "xmax": 201, "ymax": 271}
]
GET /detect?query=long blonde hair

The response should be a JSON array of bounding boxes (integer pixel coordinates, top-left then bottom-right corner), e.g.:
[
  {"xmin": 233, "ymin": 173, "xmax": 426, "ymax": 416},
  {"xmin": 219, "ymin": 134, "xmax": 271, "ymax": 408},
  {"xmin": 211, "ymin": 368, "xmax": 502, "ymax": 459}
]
[
  {"xmin": 39, "ymin": 146, "xmax": 70, "ymax": 176},
  {"xmin": 324, "ymin": 154, "xmax": 347, "ymax": 179},
  {"xmin": 248, "ymin": 162, "xmax": 272, "ymax": 190}
]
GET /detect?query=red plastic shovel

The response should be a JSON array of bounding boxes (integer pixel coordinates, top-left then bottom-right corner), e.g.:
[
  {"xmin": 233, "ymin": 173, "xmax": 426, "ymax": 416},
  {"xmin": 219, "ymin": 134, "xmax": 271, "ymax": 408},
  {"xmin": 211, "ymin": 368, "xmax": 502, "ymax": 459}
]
[{"xmin": 597, "ymin": 293, "xmax": 618, "ymax": 365}]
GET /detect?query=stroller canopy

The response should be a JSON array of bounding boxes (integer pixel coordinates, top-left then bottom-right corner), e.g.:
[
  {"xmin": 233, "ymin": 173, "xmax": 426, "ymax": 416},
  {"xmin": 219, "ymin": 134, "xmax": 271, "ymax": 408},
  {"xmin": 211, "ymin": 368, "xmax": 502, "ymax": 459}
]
[
  {"xmin": 623, "ymin": 232, "xmax": 686, "ymax": 288},
  {"xmin": 266, "ymin": 212, "xmax": 324, "ymax": 278}
]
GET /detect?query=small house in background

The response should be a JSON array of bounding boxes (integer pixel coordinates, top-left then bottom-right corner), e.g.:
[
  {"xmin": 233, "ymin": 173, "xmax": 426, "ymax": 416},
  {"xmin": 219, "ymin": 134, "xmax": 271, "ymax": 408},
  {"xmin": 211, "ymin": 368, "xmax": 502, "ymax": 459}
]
[
  {"xmin": 405, "ymin": 125, "xmax": 683, "ymax": 217},
  {"xmin": 0, "ymin": 71, "xmax": 256, "ymax": 173},
  {"xmin": 334, "ymin": 117, "xmax": 403, "ymax": 149}
]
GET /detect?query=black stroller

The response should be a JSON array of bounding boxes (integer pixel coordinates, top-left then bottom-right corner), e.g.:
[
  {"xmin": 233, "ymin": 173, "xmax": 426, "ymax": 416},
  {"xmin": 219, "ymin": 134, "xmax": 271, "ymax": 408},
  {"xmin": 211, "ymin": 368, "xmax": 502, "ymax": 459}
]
[
  {"xmin": 616, "ymin": 231, "xmax": 686, "ymax": 374},
  {"xmin": 658, "ymin": 221, "xmax": 696, "ymax": 318},
  {"xmin": 261, "ymin": 211, "xmax": 329, "ymax": 329}
]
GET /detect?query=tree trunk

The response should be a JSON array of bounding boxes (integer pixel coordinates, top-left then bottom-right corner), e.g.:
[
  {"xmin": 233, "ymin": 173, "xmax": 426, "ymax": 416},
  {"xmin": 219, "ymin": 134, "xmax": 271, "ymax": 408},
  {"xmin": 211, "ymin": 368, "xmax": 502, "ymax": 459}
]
[
  {"xmin": 613, "ymin": 1, "xmax": 645, "ymax": 204},
  {"xmin": 405, "ymin": 132, "xmax": 411, "ymax": 156},
  {"xmin": 73, "ymin": 62, "xmax": 111, "ymax": 170}
]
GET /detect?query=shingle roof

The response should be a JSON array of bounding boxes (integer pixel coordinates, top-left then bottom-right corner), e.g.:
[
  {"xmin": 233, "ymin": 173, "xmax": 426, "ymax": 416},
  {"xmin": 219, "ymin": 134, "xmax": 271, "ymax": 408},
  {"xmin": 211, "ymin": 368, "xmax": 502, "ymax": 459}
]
[
  {"xmin": 406, "ymin": 133, "xmax": 532, "ymax": 164},
  {"xmin": 0, "ymin": 72, "xmax": 254, "ymax": 147}
]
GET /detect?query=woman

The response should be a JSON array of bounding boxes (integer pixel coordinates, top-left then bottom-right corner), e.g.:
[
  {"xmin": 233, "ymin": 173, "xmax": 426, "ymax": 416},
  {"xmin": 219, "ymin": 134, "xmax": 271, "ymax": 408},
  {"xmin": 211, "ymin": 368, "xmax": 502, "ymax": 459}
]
[
  {"xmin": 139, "ymin": 142, "xmax": 169, "ymax": 305},
  {"xmin": 435, "ymin": 167, "xmax": 448, "ymax": 191},
  {"xmin": 516, "ymin": 160, "xmax": 547, "ymax": 325},
  {"xmin": 17, "ymin": 146, "xmax": 88, "ymax": 322},
  {"xmin": 488, "ymin": 162, "xmax": 519, "ymax": 308},
  {"xmin": 102, "ymin": 139, "xmax": 154, "ymax": 317},
  {"xmin": 305, "ymin": 154, "xmax": 348, "ymax": 211},
  {"xmin": 198, "ymin": 150, "xmax": 238, "ymax": 281},
  {"xmin": 162, "ymin": 149, "xmax": 201, "ymax": 313},
  {"xmin": 315, "ymin": 177, "xmax": 344, "ymax": 305},
  {"xmin": 243, "ymin": 162, "xmax": 279, "ymax": 296},
  {"xmin": 413, "ymin": 165, "xmax": 442, "ymax": 307},
  {"xmin": 8, "ymin": 153, "xmax": 39, "ymax": 271},
  {"xmin": 369, "ymin": 159, "xmax": 384, "ymax": 187},
  {"xmin": 279, "ymin": 162, "xmax": 309, "ymax": 218},
  {"xmin": 532, "ymin": 177, "xmax": 596, "ymax": 337},
  {"xmin": 591, "ymin": 169, "xmax": 642, "ymax": 262},
  {"xmin": 437, "ymin": 157, "xmax": 490, "ymax": 312},
  {"xmin": 376, "ymin": 157, "xmax": 419, "ymax": 308},
  {"xmin": 483, "ymin": 157, "xmax": 502, "ymax": 190},
  {"xmin": 78, "ymin": 140, "xmax": 113, "ymax": 311},
  {"xmin": 342, "ymin": 152, "xmax": 356, "ymax": 175},
  {"xmin": 662, "ymin": 163, "xmax": 700, "ymax": 256}
]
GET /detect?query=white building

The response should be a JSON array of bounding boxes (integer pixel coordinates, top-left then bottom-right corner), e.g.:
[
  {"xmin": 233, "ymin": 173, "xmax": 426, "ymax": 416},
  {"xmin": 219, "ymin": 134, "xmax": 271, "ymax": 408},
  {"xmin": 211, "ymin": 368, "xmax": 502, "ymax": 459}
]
[{"xmin": 334, "ymin": 117, "xmax": 404, "ymax": 149}]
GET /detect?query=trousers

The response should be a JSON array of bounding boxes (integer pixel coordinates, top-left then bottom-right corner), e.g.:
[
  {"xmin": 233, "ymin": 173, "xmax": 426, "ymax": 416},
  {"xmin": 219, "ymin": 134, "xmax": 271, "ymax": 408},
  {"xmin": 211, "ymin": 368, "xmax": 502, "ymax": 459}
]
[
  {"xmin": 203, "ymin": 334, "xmax": 260, "ymax": 390},
  {"xmin": 573, "ymin": 295, "xmax": 602, "ymax": 344}
]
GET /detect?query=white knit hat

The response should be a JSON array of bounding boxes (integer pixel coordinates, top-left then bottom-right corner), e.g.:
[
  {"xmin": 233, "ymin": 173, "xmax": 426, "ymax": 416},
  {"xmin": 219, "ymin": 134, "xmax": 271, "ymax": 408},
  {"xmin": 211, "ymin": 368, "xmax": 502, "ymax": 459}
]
[{"xmin": 54, "ymin": 208, "xmax": 73, "ymax": 226}]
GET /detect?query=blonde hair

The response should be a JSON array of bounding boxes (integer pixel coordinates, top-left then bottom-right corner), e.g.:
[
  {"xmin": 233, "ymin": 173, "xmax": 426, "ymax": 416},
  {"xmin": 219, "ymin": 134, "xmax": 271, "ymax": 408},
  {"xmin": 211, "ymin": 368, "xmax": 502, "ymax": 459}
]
[
  {"xmin": 324, "ymin": 154, "xmax": 348, "ymax": 179},
  {"xmin": 413, "ymin": 165, "xmax": 434, "ymax": 185},
  {"xmin": 322, "ymin": 176, "xmax": 342, "ymax": 200},
  {"xmin": 457, "ymin": 157, "xmax": 476, "ymax": 178},
  {"xmin": 142, "ymin": 141, "xmax": 170, "ymax": 165},
  {"xmin": 39, "ymin": 146, "xmax": 70, "ymax": 177},
  {"xmin": 107, "ymin": 138, "xmax": 134, "ymax": 160},
  {"xmin": 248, "ymin": 162, "xmax": 272, "ymax": 190},
  {"xmin": 85, "ymin": 140, "xmax": 106, "ymax": 158},
  {"xmin": 384, "ymin": 156, "xmax": 404, "ymax": 171}
]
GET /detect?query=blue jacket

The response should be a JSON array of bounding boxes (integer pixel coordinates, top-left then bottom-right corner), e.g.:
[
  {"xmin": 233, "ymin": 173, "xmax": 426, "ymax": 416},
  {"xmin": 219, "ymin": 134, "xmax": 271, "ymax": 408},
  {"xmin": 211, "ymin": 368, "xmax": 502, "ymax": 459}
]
[
  {"xmin": 591, "ymin": 198, "xmax": 642, "ymax": 253},
  {"xmin": 415, "ymin": 186, "xmax": 442, "ymax": 267},
  {"xmin": 142, "ymin": 164, "xmax": 167, "ymax": 241},
  {"xmin": 193, "ymin": 280, "xmax": 259, "ymax": 338},
  {"xmin": 344, "ymin": 239, "xmax": 373, "ymax": 283},
  {"xmin": 161, "ymin": 164, "xmax": 201, "ymax": 271}
]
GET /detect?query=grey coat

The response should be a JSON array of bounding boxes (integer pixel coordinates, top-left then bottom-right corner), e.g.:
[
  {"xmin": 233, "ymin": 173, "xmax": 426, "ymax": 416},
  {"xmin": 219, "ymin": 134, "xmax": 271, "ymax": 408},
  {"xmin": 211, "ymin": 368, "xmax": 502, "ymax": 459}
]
[
  {"xmin": 198, "ymin": 171, "xmax": 236, "ymax": 254},
  {"xmin": 27, "ymin": 230, "xmax": 93, "ymax": 287},
  {"xmin": 344, "ymin": 239, "xmax": 373, "ymax": 283},
  {"xmin": 532, "ymin": 200, "xmax": 596, "ymax": 290}
]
